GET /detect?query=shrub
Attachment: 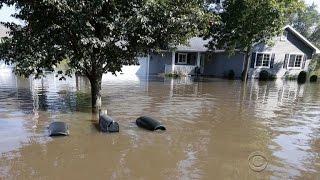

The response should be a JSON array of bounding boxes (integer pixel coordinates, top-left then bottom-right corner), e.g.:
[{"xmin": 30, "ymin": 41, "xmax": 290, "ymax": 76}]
[
  {"xmin": 165, "ymin": 73, "xmax": 180, "ymax": 78},
  {"xmin": 228, "ymin": 70, "xmax": 235, "ymax": 80},
  {"xmin": 297, "ymin": 71, "xmax": 307, "ymax": 84},
  {"xmin": 285, "ymin": 75, "xmax": 297, "ymax": 80},
  {"xmin": 259, "ymin": 70, "xmax": 270, "ymax": 81},
  {"xmin": 310, "ymin": 75, "xmax": 318, "ymax": 83}
]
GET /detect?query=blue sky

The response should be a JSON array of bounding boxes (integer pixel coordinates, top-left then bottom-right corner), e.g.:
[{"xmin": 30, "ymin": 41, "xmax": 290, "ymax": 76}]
[{"xmin": 0, "ymin": 0, "xmax": 319, "ymax": 23}]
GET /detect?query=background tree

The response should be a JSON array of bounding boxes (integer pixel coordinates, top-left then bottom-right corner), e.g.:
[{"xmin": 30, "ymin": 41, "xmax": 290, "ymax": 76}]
[
  {"xmin": 205, "ymin": 0, "xmax": 303, "ymax": 82},
  {"xmin": 0, "ymin": 0, "xmax": 213, "ymax": 110},
  {"xmin": 288, "ymin": 3, "xmax": 320, "ymax": 38},
  {"xmin": 288, "ymin": 2, "xmax": 320, "ymax": 74}
]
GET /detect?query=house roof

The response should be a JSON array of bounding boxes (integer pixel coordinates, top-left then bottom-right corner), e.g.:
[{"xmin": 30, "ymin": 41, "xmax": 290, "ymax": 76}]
[
  {"xmin": 176, "ymin": 37, "xmax": 210, "ymax": 52},
  {"xmin": 0, "ymin": 24, "xmax": 9, "ymax": 38},
  {"xmin": 176, "ymin": 26, "xmax": 320, "ymax": 54},
  {"xmin": 284, "ymin": 25, "xmax": 320, "ymax": 54}
]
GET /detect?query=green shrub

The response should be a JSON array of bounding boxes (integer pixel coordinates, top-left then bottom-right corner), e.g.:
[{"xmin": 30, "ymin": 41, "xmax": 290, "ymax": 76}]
[
  {"xmin": 228, "ymin": 70, "xmax": 235, "ymax": 80},
  {"xmin": 259, "ymin": 70, "xmax": 270, "ymax": 81},
  {"xmin": 297, "ymin": 71, "xmax": 307, "ymax": 84},
  {"xmin": 310, "ymin": 75, "xmax": 318, "ymax": 83},
  {"xmin": 165, "ymin": 73, "xmax": 180, "ymax": 78},
  {"xmin": 285, "ymin": 75, "xmax": 297, "ymax": 80}
]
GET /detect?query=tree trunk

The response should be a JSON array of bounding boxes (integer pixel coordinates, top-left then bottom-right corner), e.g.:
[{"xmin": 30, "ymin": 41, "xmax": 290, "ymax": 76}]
[
  {"xmin": 89, "ymin": 75, "xmax": 102, "ymax": 112},
  {"xmin": 242, "ymin": 50, "xmax": 250, "ymax": 83}
]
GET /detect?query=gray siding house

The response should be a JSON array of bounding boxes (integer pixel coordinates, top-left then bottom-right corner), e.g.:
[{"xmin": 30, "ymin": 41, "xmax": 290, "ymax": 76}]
[{"xmin": 146, "ymin": 25, "xmax": 320, "ymax": 79}]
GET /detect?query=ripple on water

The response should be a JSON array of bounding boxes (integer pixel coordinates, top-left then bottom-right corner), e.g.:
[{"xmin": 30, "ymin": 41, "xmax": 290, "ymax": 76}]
[{"xmin": 0, "ymin": 73, "xmax": 320, "ymax": 179}]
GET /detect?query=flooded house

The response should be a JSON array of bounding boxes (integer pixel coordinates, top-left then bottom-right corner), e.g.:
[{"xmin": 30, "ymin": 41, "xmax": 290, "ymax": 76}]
[{"xmin": 145, "ymin": 25, "xmax": 320, "ymax": 79}]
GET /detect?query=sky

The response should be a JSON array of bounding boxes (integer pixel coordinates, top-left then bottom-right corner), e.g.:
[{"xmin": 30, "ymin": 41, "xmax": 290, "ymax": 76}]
[
  {"xmin": 304, "ymin": 0, "xmax": 320, "ymax": 11},
  {"xmin": 0, "ymin": 0, "xmax": 319, "ymax": 24}
]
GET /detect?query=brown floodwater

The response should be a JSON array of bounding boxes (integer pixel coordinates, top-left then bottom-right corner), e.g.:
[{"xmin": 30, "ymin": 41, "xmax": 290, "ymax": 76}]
[{"xmin": 0, "ymin": 70, "xmax": 320, "ymax": 179}]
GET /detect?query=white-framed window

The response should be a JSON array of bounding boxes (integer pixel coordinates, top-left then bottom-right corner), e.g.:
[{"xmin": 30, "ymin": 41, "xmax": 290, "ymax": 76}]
[
  {"xmin": 178, "ymin": 53, "xmax": 187, "ymax": 64},
  {"xmin": 255, "ymin": 53, "xmax": 271, "ymax": 68},
  {"xmin": 288, "ymin": 54, "xmax": 303, "ymax": 68}
]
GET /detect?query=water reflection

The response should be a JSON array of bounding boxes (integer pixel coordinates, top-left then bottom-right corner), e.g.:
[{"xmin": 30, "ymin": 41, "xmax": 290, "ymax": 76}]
[
  {"xmin": 246, "ymin": 80, "xmax": 320, "ymax": 178},
  {"xmin": 0, "ymin": 71, "xmax": 319, "ymax": 179}
]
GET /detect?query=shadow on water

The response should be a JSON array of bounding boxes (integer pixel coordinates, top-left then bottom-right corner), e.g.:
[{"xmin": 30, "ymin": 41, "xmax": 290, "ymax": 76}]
[{"xmin": 0, "ymin": 71, "xmax": 319, "ymax": 179}]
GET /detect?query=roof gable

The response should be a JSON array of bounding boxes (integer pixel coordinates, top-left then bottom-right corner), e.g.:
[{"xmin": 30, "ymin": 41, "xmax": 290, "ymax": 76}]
[{"xmin": 284, "ymin": 25, "xmax": 320, "ymax": 54}]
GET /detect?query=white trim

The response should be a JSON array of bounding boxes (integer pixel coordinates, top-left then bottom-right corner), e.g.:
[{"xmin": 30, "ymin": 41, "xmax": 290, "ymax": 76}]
[
  {"xmin": 284, "ymin": 25, "xmax": 320, "ymax": 54},
  {"xmin": 147, "ymin": 54, "xmax": 150, "ymax": 76},
  {"xmin": 171, "ymin": 51, "xmax": 176, "ymax": 73},
  {"xmin": 196, "ymin": 52, "xmax": 201, "ymax": 67},
  {"xmin": 254, "ymin": 52, "xmax": 272, "ymax": 68},
  {"xmin": 286, "ymin": 53, "xmax": 304, "ymax": 69},
  {"xmin": 177, "ymin": 53, "xmax": 188, "ymax": 64}
]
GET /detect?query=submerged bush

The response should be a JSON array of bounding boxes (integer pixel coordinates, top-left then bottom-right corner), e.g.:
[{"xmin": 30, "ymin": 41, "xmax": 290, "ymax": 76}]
[
  {"xmin": 297, "ymin": 71, "xmax": 307, "ymax": 84},
  {"xmin": 310, "ymin": 75, "xmax": 318, "ymax": 82},
  {"xmin": 165, "ymin": 73, "xmax": 180, "ymax": 78},
  {"xmin": 228, "ymin": 70, "xmax": 235, "ymax": 80},
  {"xmin": 259, "ymin": 70, "xmax": 270, "ymax": 81}
]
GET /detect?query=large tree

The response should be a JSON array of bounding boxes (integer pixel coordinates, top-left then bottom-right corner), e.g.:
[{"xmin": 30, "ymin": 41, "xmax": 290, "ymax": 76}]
[
  {"xmin": 288, "ymin": 3, "xmax": 320, "ymax": 48},
  {"xmin": 287, "ymin": 2, "xmax": 320, "ymax": 74},
  {"xmin": 288, "ymin": 3, "xmax": 320, "ymax": 39},
  {"xmin": 205, "ymin": 0, "xmax": 303, "ymax": 82},
  {"xmin": 0, "ymin": 0, "xmax": 212, "ymax": 110}
]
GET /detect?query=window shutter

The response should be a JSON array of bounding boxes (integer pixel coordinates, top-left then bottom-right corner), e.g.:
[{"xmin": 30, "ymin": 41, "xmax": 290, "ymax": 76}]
[
  {"xmin": 302, "ymin": 55, "xmax": 307, "ymax": 69},
  {"xmin": 283, "ymin": 54, "xmax": 289, "ymax": 69},
  {"xmin": 270, "ymin": 54, "xmax": 275, "ymax": 68},
  {"xmin": 250, "ymin": 53, "xmax": 256, "ymax": 68},
  {"xmin": 175, "ymin": 53, "xmax": 178, "ymax": 64},
  {"xmin": 187, "ymin": 54, "xmax": 191, "ymax": 64}
]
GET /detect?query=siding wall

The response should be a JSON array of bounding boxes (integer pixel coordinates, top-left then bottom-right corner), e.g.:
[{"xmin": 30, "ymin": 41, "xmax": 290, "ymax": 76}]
[
  {"xmin": 147, "ymin": 29, "xmax": 315, "ymax": 78},
  {"xmin": 250, "ymin": 29, "xmax": 315, "ymax": 78},
  {"xmin": 203, "ymin": 52, "xmax": 244, "ymax": 78},
  {"xmin": 148, "ymin": 52, "xmax": 172, "ymax": 75}
]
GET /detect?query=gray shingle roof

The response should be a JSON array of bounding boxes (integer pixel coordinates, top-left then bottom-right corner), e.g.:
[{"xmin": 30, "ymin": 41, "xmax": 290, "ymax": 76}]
[{"xmin": 176, "ymin": 37, "xmax": 210, "ymax": 52}]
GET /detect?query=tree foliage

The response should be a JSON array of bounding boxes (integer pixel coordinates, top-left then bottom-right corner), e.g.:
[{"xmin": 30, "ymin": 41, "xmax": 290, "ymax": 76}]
[
  {"xmin": 288, "ymin": 3, "xmax": 320, "ymax": 48},
  {"xmin": 206, "ymin": 0, "xmax": 303, "ymax": 52},
  {"xmin": 0, "ymin": 0, "xmax": 212, "ymax": 78},
  {"xmin": 0, "ymin": 0, "xmax": 213, "ymax": 108},
  {"xmin": 205, "ymin": 0, "xmax": 303, "ymax": 82},
  {"xmin": 288, "ymin": 3, "xmax": 320, "ymax": 39},
  {"xmin": 287, "ymin": 2, "xmax": 320, "ymax": 74}
]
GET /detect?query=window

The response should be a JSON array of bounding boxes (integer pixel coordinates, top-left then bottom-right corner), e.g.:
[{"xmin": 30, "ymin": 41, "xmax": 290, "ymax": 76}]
[
  {"xmin": 255, "ymin": 53, "xmax": 271, "ymax": 68},
  {"xmin": 178, "ymin": 53, "xmax": 187, "ymax": 64},
  {"xmin": 288, "ymin": 54, "xmax": 303, "ymax": 68}
]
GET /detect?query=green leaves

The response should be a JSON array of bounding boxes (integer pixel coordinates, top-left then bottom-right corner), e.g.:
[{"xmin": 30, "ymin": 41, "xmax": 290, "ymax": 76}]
[
  {"xmin": 289, "ymin": 3, "xmax": 320, "ymax": 36},
  {"xmin": 206, "ymin": 0, "xmax": 303, "ymax": 52},
  {"xmin": 288, "ymin": 3, "xmax": 320, "ymax": 48},
  {"xmin": 0, "ymin": 0, "xmax": 212, "ymax": 79}
]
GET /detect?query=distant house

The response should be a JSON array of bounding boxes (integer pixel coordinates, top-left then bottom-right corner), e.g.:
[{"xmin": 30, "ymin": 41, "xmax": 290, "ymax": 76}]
[{"xmin": 145, "ymin": 25, "xmax": 320, "ymax": 79}]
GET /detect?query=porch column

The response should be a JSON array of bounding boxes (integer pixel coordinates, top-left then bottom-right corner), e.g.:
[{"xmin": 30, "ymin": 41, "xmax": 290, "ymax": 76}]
[
  {"xmin": 147, "ymin": 53, "xmax": 150, "ymax": 76},
  {"xmin": 171, "ymin": 51, "xmax": 176, "ymax": 73},
  {"xmin": 197, "ymin": 52, "xmax": 201, "ymax": 67}
]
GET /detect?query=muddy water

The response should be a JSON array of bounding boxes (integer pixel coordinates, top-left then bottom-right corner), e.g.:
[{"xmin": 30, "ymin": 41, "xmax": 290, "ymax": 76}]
[{"xmin": 0, "ymin": 71, "xmax": 319, "ymax": 179}]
